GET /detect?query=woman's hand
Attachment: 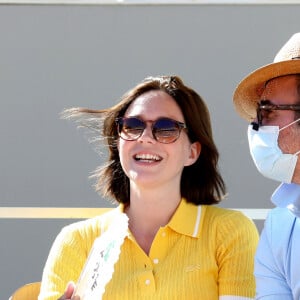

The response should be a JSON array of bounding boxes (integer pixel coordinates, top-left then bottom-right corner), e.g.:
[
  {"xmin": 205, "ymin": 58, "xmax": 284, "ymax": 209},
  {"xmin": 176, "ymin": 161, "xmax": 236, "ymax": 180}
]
[{"xmin": 57, "ymin": 281, "xmax": 79, "ymax": 300}]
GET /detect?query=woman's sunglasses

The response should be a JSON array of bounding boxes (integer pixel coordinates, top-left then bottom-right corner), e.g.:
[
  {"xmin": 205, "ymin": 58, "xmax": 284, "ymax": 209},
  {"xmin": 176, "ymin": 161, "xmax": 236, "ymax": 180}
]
[{"xmin": 115, "ymin": 117, "xmax": 187, "ymax": 144}]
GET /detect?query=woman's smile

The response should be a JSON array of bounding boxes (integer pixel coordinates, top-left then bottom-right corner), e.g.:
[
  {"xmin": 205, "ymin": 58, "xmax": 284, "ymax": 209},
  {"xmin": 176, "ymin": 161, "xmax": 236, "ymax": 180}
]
[{"xmin": 133, "ymin": 152, "xmax": 162, "ymax": 163}]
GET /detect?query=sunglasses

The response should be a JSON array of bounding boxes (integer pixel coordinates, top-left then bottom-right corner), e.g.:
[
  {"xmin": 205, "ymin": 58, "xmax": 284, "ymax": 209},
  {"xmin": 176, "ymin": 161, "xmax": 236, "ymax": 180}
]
[
  {"xmin": 257, "ymin": 101, "xmax": 300, "ymax": 126},
  {"xmin": 115, "ymin": 117, "xmax": 187, "ymax": 144}
]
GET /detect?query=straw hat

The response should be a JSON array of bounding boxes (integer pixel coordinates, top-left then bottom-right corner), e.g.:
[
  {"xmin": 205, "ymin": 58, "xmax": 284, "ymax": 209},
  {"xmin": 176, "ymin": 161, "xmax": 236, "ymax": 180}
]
[{"xmin": 233, "ymin": 32, "xmax": 300, "ymax": 122}]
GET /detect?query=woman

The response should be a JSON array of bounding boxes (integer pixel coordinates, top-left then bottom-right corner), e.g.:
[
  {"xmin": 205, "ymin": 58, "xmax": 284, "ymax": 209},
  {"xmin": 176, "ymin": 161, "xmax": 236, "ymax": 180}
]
[{"xmin": 39, "ymin": 75, "xmax": 258, "ymax": 300}]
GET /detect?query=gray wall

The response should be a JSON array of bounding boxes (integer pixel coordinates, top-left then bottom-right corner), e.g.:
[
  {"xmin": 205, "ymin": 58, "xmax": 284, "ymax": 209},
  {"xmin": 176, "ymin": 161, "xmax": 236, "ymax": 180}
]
[{"xmin": 1, "ymin": 3, "xmax": 299, "ymax": 298}]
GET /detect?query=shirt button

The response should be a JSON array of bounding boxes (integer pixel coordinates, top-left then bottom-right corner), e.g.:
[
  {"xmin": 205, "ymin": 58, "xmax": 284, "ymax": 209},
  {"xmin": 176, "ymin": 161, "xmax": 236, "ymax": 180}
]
[
  {"xmin": 153, "ymin": 258, "xmax": 159, "ymax": 264},
  {"xmin": 161, "ymin": 231, "xmax": 166, "ymax": 237},
  {"xmin": 145, "ymin": 279, "xmax": 151, "ymax": 285}
]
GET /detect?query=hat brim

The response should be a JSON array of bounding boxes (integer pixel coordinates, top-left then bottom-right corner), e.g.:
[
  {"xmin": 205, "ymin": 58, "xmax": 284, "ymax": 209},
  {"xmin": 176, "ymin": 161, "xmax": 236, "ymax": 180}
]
[{"xmin": 233, "ymin": 60, "xmax": 300, "ymax": 122}]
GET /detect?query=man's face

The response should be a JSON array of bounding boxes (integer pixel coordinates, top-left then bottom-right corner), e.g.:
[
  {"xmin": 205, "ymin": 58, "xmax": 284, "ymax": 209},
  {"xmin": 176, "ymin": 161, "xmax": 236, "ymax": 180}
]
[{"xmin": 260, "ymin": 75, "xmax": 300, "ymax": 183}]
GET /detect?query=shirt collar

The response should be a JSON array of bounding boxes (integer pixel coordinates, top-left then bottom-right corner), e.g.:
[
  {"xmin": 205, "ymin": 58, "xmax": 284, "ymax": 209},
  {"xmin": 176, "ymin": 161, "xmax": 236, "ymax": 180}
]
[
  {"xmin": 167, "ymin": 198, "xmax": 202, "ymax": 238},
  {"xmin": 118, "ymin": 199, "xmax": 202, "ymax": 238},
  {"xmin": 272, "ymin": 183, "xmax": 300, "ymax": 217}
]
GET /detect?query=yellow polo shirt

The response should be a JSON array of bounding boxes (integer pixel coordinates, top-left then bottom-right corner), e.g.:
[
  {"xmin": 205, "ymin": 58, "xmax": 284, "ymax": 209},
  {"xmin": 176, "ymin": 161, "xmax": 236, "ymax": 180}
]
[{"xmin": 39, "ymin": 199, "xmax": 258, "ymax": 300}]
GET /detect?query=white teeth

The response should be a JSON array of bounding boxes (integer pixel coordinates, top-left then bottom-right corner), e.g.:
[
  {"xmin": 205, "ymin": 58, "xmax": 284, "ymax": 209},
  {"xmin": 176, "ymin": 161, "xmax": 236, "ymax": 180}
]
[{"xmin": 135, "ymin": 154, "xmax": 161, "ymax": 161}]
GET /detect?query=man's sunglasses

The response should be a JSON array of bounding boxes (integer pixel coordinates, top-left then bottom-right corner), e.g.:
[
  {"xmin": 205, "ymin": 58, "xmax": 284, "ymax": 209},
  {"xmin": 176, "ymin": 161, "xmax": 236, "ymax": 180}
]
[
  {"xmin": 256, "ymin": 101, "xmax": 300, "ymax": 126},
  {"xmin": 115, "ymin": 117, "xmax": 187, "ymax": 144}
]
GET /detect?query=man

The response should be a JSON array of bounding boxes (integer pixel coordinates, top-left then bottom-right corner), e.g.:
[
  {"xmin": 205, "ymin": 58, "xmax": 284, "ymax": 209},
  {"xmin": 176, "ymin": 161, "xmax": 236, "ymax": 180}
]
[{"xmin": 233, "ymin": 33, "xmax": 300, "ymax": 299}]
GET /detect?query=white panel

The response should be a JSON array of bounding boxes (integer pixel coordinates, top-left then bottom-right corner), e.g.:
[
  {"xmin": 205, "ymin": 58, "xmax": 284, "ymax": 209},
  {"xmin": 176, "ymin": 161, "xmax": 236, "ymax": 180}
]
[{"xmin": 0, "ymin": 207, "xmax": 269, "ymax": 219}]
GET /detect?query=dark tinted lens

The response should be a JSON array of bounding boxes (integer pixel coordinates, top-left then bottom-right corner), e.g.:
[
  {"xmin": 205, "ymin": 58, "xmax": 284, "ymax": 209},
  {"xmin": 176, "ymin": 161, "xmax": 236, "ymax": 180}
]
[
  {"xmin": 119, "ymin": 117, "xmax": 145, "ymax": 140},
  {"xmin": 153, "ymin": 118, "xmax": 180, "ymax": 143}
]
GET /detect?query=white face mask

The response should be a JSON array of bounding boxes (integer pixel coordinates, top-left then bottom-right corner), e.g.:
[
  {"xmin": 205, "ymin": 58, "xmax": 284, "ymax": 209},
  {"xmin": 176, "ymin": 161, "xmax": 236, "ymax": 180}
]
[{"xmin": 248, "ymin": 118, "xmax": 300, "ymax": 183}]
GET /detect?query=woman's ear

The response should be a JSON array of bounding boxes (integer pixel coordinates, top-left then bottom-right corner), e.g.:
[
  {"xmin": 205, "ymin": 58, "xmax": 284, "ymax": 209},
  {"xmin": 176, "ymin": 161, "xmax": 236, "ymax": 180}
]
[{"xmin": 185, "ymin": 141, "xmax": 201, "ymax": 166}]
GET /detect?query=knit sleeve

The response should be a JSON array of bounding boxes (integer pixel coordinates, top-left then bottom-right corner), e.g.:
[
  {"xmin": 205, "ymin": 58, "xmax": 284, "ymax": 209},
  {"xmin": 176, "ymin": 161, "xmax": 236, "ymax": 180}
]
[
  {"xmin": 38, "ymin": 220, "xmax": 99, "ymax": 300},
  {"xmin": 215, "ymin": 210, "xmax": 259, "ymax": 299}
]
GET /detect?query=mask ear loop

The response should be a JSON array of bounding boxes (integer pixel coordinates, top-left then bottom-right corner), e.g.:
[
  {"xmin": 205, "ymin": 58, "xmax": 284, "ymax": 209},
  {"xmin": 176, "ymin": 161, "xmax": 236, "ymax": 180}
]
[
  {"xmin": 278, "ymin": 117, "xmax": 300, "ymax": 156},
  {"xmin": 279, "ymin": 117, "xmax": 300, "ymax": 131}
]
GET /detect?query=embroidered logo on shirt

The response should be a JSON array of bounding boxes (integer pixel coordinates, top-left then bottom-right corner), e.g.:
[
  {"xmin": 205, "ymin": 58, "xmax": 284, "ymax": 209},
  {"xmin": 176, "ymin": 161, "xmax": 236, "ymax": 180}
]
[{"xmin": 185, "ymin": 264, "xmax": 201, "ymax": 272}]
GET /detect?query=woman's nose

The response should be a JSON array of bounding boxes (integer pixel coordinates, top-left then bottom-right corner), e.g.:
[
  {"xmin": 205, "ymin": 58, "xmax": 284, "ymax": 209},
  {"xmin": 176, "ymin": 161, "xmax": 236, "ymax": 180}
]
[{"xmin": 137, "ymin": 124, "xmax": 156, "ymax": 143}]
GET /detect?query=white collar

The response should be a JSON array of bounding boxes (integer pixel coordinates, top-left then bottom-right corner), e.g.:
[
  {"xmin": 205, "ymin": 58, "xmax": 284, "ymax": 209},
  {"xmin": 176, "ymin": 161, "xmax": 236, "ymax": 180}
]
[{"xmin": 272, "ymin": 183, "xmax": 300, "ymax": 217}]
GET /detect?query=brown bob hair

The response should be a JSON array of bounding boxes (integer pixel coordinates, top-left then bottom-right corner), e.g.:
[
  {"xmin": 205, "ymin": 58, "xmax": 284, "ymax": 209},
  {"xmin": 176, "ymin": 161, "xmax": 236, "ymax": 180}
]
[{"xmin": 62, "ymin": 75, "xmax": 226, "ymax": 205}]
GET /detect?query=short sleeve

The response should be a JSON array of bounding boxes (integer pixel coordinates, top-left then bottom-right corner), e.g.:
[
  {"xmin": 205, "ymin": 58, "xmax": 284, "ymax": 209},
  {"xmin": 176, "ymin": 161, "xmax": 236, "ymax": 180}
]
[{"xmin": 216, "ymin": 211, "xmax": 259, "ymax": 298}]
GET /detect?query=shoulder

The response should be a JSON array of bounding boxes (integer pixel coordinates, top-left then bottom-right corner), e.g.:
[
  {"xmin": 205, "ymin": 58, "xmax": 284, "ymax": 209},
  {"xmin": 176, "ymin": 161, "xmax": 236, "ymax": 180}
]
[
  {"xmin": 203, "ymin": 205, "xmax": 255, "ymax": 226},
  {"xmin": 262, "ymin": 207, "xmax": 297, "ymax": 245},
  {"xmin": 57, "ymin": 207, "xmax": 118, "ymax": 245},
  {"xmin": 265, "ymin": 206, "xmax": 296, "ymax": 224},
  {"xmin": 42, "ymin": 207, "xmax": 121, "ymax": 273},
  {"xmin": 202, "ymin": 206, "xmax": 258, "ymax": 266},
  {"xmin": 202, "ymin": 205, "xmax": 259, "ymax": 239}
]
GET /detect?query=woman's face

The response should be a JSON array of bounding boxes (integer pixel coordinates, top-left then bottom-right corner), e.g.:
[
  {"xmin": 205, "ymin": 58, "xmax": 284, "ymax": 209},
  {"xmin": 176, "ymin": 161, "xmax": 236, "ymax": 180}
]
[{"xmin": 118, "ymin": 90, "xmax": 201, "ymax": 190}]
